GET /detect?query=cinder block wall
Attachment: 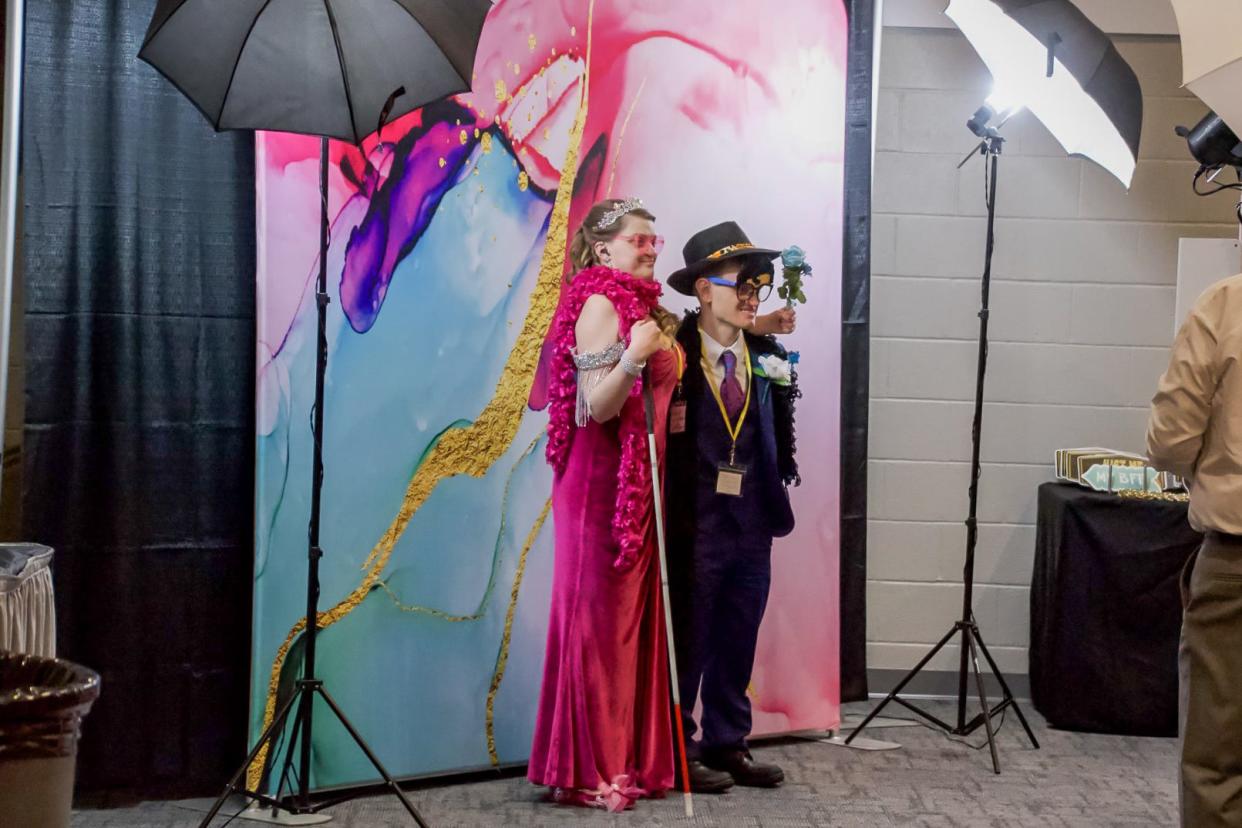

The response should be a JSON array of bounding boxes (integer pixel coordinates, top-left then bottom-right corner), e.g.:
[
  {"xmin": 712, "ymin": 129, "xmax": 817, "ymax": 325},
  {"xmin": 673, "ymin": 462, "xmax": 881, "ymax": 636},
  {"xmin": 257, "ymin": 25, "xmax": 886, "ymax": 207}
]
[{"xmin": 868, "ymin": 28, "xmax": 1236, "ymax": 687}]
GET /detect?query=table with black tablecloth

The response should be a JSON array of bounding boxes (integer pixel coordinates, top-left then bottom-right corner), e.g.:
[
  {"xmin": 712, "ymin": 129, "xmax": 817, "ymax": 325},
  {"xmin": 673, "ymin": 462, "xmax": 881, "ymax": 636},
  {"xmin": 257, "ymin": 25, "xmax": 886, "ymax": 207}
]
[{"xmin": 1030, "ymin": 482, "xmax": 1200, "ymax": 737}]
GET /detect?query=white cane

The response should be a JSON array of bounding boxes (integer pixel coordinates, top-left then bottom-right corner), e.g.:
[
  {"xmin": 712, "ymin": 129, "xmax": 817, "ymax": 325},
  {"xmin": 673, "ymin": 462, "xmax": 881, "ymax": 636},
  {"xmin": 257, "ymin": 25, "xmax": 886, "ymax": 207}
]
[{"xmin": 642, "ymin": 381, "xmax": 694, "ymax": 818}]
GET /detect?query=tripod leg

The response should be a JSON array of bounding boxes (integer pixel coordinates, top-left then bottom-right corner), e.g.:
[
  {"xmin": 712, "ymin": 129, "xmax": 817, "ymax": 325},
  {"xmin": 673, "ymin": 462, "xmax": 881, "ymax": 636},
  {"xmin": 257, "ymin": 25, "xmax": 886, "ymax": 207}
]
[
  {"xmin": 956, "ymin": 616, "xmax": 972, "ymax": 733},
  {"xmin": 972, "ymin": 627, "xmax": 1040, "ymax": 749},
  {"xmin": 197, "ymin": 684, "xmax": 304, "ymax": 828},
  {"xmin": 314, "ymin": 686, "xmax": 429, "ymax": 828},
  {"xmin": 845, "ymin": 623, "xmax": 960, "ymax": 744},
  {"xmin": 272, "ymin": 692, "xmax": 309, "ymax": 811},
  {"xmin": 966, "ymin": 628, "xmax": 1001, "ymax": 774}
]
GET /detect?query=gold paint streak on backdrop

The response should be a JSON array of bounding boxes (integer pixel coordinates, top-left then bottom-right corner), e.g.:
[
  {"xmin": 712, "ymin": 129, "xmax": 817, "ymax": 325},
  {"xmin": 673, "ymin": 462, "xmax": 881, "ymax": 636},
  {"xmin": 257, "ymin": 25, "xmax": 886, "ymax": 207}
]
[
  {"xmin": 379, "ymin": 435, "xmax": 540, "ymax": 621},
  {"xmin": 485, "ymin": 498, "xmax": 552, "ymax": 765},
  {"xmin": 607, "ymin": 76, "xmax": 647, "ymax": 198}
]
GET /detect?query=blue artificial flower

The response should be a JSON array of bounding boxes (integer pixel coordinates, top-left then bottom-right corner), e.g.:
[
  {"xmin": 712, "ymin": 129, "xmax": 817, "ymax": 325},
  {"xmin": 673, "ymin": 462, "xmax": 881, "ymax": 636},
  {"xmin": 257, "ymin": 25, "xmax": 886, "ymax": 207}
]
[
  {"xmin": 788, "ymin": 351, "xmax": 800, "ymax": 365},
  {"xmin": 781, "ymin": 245, "xmax": 806, "ymax": 270}
]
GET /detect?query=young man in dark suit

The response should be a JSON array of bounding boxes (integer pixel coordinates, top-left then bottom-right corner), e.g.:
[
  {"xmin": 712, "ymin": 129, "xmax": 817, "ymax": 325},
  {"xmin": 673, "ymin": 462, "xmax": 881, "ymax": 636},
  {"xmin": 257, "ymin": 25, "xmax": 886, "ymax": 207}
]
[{"xmin": 664, "ymin": 221, "xmax": 800, "ymax": 793}]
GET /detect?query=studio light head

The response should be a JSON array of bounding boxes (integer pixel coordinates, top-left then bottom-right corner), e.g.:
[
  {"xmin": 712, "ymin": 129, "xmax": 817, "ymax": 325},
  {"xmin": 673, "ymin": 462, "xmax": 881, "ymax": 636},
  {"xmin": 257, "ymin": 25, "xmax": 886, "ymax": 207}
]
[
  {"xmin": 1176, "ymin": 111, "xmax": 1242, "ymax": 171},
  {"xmin": 1178, "ymin": 110, "xmax": 1242, "ymax": 222},
  {"xmin": 967, "ymin": 104, "xmax": 998, "ymax": 139}
]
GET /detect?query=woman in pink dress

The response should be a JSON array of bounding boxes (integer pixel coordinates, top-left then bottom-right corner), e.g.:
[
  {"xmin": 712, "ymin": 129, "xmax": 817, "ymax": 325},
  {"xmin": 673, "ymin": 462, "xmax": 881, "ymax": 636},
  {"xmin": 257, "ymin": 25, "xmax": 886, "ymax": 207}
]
[{"xmin": 528, "ymin": 197, "xmax": 682, "ymax": 811}]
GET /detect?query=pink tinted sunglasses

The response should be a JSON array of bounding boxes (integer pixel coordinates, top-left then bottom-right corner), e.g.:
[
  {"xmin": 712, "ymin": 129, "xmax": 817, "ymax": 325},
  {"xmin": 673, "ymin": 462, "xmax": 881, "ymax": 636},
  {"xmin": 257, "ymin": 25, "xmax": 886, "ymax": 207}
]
[{"xmin": 616, "ymin": 233, "xmax": 665, "ymax": 254}]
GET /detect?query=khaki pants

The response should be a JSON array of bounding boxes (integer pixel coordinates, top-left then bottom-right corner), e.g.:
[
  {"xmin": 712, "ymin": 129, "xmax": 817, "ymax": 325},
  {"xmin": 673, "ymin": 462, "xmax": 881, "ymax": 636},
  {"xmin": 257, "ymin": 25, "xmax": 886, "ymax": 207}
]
[{"xmin": 1180, "ymin": 532, "xmax": 1242, "ymax": 827}]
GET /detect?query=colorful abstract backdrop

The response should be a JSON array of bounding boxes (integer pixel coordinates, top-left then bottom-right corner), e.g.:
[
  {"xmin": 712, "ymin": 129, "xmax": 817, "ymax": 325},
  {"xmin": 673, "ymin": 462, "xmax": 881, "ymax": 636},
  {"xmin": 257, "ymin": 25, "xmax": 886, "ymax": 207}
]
[{"xmin": 251, "ymin": 0, "xmax": 848, "ymax": 789}]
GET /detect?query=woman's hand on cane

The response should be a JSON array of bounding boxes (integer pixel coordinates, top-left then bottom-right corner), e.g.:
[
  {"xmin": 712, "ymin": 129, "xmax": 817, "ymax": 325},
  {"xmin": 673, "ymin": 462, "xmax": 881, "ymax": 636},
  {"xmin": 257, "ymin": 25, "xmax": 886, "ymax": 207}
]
[
  {"xmin": 626, "ymin": 318, "xmax": 665, "ymax": 363},
  {"xmin": 576, "ymin": 302, "xmax": 667, "ymax": 424}
]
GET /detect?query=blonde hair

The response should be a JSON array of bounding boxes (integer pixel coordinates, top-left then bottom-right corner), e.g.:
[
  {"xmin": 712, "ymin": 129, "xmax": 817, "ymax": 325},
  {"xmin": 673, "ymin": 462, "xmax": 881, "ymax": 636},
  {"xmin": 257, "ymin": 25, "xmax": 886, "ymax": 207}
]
[{"xmin": 568, "ymin": 199, "xmax": 680, "ymax": 338}]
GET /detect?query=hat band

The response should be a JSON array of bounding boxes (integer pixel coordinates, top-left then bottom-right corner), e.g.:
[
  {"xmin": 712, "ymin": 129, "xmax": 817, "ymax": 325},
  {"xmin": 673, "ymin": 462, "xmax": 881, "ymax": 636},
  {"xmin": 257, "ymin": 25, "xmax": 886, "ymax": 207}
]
[{"xmin": 706, "ymin": 243, "xmax": 755, "ymax": 260}]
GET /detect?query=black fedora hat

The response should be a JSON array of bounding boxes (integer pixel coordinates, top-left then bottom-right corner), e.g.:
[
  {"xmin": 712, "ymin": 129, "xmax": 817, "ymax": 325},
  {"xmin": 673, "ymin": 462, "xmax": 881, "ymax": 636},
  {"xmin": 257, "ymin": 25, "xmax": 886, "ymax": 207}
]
[{"xmin": 667, "ymin": 221, "xmax": 780, "ymax": 296}]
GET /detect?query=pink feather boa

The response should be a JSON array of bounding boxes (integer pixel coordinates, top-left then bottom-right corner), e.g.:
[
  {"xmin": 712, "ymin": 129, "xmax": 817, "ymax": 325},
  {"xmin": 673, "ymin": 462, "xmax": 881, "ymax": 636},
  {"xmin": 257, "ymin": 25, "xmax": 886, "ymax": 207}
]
[{"xmin": 545, "ymin": 266, "xmax": 664, "ymax": 571}]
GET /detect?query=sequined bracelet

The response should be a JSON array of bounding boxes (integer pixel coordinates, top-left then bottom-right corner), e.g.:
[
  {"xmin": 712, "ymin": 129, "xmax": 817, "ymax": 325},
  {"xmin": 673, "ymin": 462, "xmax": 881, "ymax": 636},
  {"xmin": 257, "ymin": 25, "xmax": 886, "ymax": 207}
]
[{"xmin": 620, "ymin": 352, "xmax": 646, "ymax": 377}]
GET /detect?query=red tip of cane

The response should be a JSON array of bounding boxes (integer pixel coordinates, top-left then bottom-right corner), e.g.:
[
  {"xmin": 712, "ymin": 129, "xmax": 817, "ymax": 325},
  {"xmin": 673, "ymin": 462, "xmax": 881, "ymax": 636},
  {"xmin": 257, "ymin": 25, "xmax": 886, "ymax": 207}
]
[{"xmin": 672, "ymin": 704, "xmax": 693, "ymax": 798}]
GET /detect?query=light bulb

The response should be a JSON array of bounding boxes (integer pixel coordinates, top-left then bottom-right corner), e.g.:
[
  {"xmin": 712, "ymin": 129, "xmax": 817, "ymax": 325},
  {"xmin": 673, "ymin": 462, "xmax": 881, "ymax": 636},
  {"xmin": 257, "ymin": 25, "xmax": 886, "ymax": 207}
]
[{"xmin": 986, "ymin": 88, "xmax": 1024, "ymax": 121}]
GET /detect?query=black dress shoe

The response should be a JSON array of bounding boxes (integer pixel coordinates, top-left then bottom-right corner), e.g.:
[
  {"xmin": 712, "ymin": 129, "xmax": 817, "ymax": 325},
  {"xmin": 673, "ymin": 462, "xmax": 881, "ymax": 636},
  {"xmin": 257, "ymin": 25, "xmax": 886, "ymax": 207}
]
[
  {"xmin": 702, "ymin": 749, "xmax": 784, "ymax": 787},
  {"xmin": 675, "ymin": 759, "xmax": 734, "ymax": 793}
]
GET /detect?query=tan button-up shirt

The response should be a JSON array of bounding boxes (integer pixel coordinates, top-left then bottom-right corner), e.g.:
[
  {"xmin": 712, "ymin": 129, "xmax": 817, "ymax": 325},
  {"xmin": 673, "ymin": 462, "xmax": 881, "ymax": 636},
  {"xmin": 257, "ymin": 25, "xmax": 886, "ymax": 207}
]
[{"xmin": 1147, "ymin": 273, "xmax": 1242, "ymax": 534}]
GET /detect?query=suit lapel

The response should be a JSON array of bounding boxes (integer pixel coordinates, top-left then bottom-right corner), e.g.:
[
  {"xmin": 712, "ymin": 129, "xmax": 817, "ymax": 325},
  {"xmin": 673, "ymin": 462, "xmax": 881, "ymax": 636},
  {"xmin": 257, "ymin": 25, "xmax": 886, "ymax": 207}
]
[{"xmin": 750, "ymin": 350, "xmax": 772, "ymax": 406}]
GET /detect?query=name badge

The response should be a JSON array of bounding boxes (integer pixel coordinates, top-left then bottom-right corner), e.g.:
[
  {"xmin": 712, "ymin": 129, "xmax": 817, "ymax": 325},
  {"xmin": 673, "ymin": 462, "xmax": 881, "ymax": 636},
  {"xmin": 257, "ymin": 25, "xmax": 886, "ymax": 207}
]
[
  {"xmin": 669, "ymin": 401, "xmax": 687, "ymax": 434},
  {"xmin": 716, "ymin": 463, "xmax": 747, "ymax": 497}
]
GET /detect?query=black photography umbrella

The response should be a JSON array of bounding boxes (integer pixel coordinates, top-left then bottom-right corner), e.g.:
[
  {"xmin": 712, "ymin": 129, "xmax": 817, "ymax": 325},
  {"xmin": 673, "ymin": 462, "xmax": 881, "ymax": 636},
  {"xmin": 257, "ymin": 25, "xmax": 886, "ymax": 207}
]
[
  {"xmin": 140, "ymin": 0, "xmax": 488, "ymax": 143},
  {"xmin": 138, "ymin": 2, "xmax": 491, "ymax": 825}
]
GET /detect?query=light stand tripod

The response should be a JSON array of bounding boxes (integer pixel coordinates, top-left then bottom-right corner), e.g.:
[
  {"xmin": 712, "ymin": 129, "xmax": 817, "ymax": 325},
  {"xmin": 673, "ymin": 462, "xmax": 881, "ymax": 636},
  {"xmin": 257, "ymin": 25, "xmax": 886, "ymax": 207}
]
[
  {"xmin": 845, "ymin": 128, "xmax": 1039, "ymax": 773},
  {"xmin": 197, "ymin": 139, "xmax": 427, "ymax": 827}
]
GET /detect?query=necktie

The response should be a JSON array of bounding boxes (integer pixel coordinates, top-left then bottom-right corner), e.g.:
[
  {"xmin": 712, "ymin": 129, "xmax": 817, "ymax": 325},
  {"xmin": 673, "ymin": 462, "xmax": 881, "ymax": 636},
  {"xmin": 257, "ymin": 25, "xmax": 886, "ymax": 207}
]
[{"xmin": 719, "ymin": 351, "xmax": 744, "ymax": 422}]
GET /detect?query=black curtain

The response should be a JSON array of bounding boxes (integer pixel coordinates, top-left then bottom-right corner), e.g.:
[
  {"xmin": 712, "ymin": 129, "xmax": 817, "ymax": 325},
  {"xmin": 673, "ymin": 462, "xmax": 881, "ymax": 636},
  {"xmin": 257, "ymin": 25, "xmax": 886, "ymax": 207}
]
[
  {"xmin": 839, "ymin": 0, "xmax": 873, "ymax": 703},
  {"xmin": 22, "ymin": 0, "xmax": 255, "ymax": 798}
]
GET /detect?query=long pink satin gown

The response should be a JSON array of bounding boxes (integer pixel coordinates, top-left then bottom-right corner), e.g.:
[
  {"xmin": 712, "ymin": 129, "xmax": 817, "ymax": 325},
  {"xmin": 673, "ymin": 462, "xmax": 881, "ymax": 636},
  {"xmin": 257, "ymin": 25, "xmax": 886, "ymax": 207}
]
[{"xmin": 528, "ymin": 346, "xmax": 678, "ymax": 811}]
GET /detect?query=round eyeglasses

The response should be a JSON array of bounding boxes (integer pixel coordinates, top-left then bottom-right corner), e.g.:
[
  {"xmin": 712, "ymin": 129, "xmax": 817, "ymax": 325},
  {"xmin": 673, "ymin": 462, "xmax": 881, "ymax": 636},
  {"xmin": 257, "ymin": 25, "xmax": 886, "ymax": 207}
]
[{"xmin": 706, "ymin": 275, "xmax": 773, "ymax": 303}]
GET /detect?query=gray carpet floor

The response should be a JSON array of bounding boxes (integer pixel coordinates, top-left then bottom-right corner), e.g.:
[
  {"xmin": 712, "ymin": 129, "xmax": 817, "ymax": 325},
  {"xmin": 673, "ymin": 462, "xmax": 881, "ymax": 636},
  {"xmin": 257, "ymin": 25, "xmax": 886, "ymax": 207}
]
[{"xmin": 71, "ymin": 703, "xmax": 1180, "ymax": 827}]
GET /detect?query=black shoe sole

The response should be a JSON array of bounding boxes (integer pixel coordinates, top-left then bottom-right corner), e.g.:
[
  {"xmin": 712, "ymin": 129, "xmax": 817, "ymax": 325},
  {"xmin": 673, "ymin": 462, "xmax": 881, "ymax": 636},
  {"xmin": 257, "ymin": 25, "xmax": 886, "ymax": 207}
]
[
  {"xmin": 675, "ymin": 773, "xmax": 735, "ymax": 794},
  {"xmin": 700, "ymin": 760, "xmax": 785, "ymax": 789}
]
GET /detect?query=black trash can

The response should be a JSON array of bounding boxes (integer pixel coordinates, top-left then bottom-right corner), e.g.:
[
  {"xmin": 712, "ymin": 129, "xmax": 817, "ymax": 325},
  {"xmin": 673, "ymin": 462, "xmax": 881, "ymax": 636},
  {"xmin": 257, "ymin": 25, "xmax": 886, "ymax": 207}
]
[{"xmin": 0, "ymin": 654, "xmax": 100, "ymax": 828}]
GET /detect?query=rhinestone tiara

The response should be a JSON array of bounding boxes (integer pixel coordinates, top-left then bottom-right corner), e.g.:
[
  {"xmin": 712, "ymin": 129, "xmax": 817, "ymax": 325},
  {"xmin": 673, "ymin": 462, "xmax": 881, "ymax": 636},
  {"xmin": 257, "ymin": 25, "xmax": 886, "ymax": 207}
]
[{"xmin": 594, "ymin": 197, "xmax": 644, "ymax": 231}]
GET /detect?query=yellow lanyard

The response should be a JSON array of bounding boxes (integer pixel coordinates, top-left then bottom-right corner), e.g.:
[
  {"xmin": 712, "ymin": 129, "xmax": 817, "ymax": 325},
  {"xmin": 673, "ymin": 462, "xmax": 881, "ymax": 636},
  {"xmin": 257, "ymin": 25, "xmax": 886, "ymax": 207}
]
[{"xmin": 700, "ymin": 335, "xmax": 751, "ymax": 462}]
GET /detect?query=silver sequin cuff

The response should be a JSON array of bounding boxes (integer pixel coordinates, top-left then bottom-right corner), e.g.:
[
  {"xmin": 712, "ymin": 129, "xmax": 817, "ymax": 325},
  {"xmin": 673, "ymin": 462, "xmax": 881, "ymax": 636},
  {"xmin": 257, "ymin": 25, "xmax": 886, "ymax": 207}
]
[
  {"xmin": 572, "ymin": 341, "xmax": 625, "ymax": 370},
  {"xmin": 573, "ymin": 343, "xmax": 626, "ymax": 426}
]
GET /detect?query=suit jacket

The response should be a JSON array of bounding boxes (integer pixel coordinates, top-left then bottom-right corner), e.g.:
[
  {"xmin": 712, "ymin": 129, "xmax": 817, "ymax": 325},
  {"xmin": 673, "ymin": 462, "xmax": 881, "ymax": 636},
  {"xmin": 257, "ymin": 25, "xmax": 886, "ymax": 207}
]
[{"xmin": 665, "ymin": 311, "xmax": 799, "ymax": 555}]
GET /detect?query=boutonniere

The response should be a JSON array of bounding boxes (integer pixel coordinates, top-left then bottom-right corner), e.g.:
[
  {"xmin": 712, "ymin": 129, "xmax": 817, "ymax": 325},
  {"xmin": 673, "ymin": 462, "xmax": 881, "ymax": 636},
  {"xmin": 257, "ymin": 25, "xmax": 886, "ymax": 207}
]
[{"xmin": 754, "ymin": 353, "xmax": 794, "ymax": 386}]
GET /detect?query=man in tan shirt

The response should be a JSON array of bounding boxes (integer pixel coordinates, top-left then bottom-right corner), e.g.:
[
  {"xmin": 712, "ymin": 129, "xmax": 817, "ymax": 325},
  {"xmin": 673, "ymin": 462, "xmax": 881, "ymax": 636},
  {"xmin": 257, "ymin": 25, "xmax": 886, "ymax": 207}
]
[{"xmin": 1147, "ymin": 273, "xmax": 1242, "ymax": 828}]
